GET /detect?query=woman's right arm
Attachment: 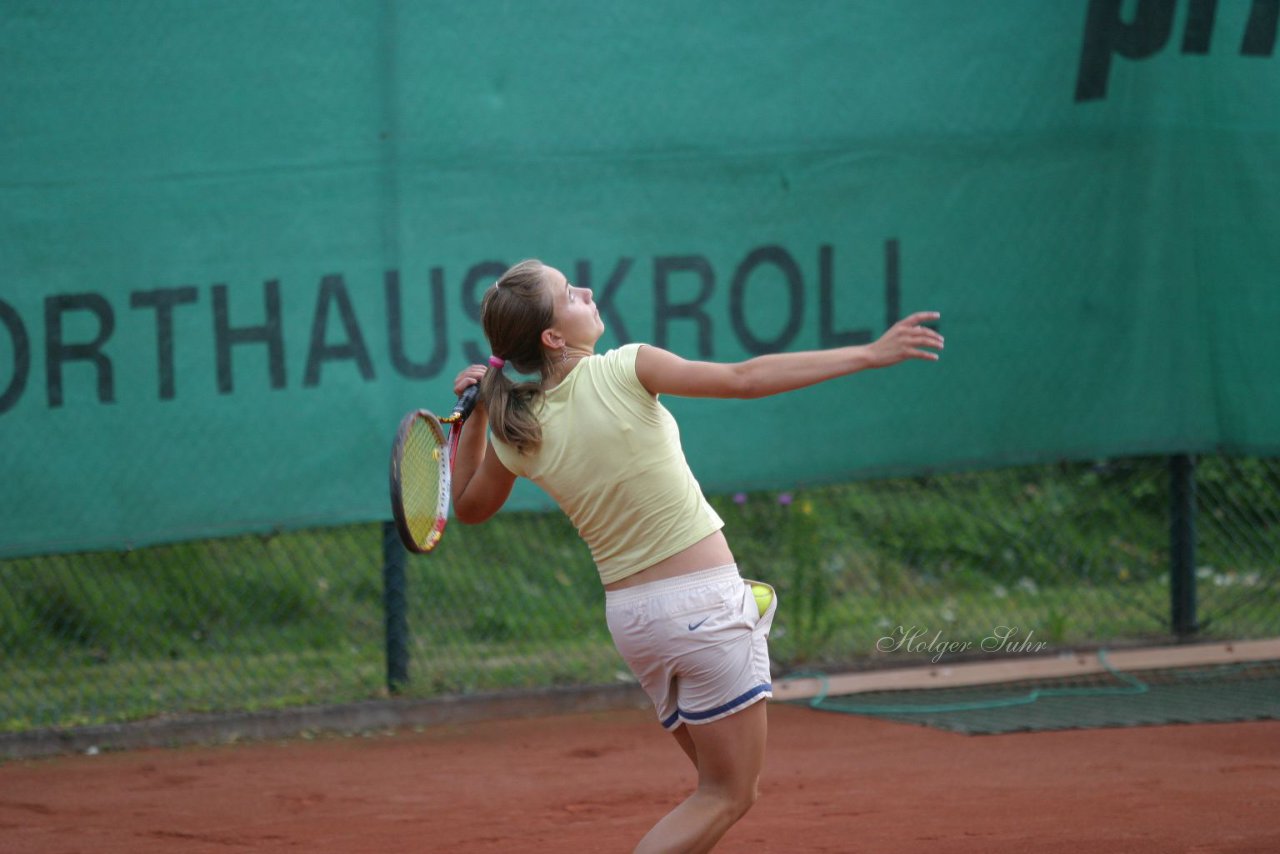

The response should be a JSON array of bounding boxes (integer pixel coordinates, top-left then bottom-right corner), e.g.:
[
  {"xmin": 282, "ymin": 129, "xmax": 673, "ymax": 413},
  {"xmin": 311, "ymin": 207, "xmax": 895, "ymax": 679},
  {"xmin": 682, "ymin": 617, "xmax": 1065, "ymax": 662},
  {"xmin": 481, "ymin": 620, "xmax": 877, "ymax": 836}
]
[
  {"xmin": 634, "ymin": 311, "xmax": 943, "ymax": 399},
  {"xmin": 450, "ymin": 366, "xmax": 516, "ymax": 524}
]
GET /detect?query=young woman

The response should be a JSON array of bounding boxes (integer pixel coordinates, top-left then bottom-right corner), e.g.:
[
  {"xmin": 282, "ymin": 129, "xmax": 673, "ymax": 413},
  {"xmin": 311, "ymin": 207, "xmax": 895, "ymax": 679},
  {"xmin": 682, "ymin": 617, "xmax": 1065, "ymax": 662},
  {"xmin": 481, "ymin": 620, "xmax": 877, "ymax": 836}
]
[{"xmin": 451, "ymin": 259, "xmax": 942, "ymax": 853}]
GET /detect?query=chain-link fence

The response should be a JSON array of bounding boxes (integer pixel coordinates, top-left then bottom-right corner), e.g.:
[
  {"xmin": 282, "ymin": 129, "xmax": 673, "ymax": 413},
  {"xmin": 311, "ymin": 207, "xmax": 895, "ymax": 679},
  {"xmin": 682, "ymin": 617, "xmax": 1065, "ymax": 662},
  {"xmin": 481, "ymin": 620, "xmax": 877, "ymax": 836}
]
[{"xmin": 2, "ymin": 454, "xmax": 1277, "ymax": 734}]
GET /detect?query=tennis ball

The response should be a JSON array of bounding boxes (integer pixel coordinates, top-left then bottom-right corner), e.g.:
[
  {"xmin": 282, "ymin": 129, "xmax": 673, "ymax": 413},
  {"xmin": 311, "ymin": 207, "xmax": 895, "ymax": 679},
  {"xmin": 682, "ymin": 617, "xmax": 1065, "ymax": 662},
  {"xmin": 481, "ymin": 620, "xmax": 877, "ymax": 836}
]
[{"xmin": 751, "ymin": 583, "xmax": 773, "ymax": 617}]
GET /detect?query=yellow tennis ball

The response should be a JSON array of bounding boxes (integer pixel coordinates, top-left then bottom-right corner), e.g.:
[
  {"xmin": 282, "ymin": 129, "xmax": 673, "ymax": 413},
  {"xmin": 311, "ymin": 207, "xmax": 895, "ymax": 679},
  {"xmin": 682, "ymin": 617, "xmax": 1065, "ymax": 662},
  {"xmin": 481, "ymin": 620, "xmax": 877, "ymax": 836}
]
[{"xmin": 751, "ymin": 583, "xmax": 773, "ymax": 616}]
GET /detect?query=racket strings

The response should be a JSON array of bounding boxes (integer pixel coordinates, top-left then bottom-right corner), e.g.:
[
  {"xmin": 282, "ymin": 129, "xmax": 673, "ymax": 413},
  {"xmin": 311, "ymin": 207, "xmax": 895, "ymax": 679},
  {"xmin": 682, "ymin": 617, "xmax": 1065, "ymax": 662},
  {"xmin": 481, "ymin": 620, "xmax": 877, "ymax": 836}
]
[{"xmin": 400, "ymin": 419, "xmax": 446, "ymax": 544}]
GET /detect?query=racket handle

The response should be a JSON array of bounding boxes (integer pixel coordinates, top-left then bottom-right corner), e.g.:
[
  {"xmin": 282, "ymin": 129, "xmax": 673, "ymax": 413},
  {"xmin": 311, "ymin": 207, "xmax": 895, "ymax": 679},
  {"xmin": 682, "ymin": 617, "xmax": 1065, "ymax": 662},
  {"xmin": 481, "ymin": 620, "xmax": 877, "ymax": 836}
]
[{"xmin": 450, "ymin": 384, "xmax": 480, "ymax": 422}]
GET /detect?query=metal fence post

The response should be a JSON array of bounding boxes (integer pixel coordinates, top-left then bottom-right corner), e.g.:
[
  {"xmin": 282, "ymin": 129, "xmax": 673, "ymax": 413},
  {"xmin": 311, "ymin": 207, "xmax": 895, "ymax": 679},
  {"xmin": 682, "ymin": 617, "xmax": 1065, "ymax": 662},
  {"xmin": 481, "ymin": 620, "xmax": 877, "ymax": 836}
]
[
  {"xmin": 381, "ymin": 521, "xmax": 410, "ymax": 693},
  {"xmin": 1170, "ymin": 454, "xmax": 1198, "ymax": 638}
]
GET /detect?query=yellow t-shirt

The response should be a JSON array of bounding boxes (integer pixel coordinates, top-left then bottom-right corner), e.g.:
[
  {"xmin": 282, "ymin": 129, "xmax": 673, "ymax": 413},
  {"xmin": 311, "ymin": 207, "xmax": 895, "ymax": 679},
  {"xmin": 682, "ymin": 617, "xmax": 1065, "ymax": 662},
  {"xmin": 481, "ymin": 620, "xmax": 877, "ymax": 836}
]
[{"xmin": 489, "ymin": 343, "xmax": 724, "ymax": 585}]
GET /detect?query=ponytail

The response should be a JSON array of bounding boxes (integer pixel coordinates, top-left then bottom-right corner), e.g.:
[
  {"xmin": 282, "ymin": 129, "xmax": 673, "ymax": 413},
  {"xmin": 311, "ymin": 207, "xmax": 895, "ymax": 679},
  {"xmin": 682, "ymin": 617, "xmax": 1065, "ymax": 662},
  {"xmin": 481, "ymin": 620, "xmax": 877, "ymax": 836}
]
[
  {"xmin": 480, "ymin": 365, "xmax": 544, "ymax": 454},
  {"xmin": 477, "ymin": 259, "xmax": 556, "ymax": 454}
]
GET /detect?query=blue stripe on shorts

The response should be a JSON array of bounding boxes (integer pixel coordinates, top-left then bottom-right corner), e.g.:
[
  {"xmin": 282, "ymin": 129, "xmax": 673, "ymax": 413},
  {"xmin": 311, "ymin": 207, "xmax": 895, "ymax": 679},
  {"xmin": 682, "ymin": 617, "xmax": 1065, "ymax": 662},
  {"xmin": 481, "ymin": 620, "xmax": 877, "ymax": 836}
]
[{"xmin": 679, "ymin": 683, "xmax": 772, "ymax": 723}]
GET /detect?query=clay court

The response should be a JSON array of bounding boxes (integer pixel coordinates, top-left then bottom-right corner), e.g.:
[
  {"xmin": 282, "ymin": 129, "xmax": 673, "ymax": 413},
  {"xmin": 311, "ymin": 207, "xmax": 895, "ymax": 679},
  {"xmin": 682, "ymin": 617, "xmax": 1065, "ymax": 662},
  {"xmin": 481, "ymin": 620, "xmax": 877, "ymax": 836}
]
[{"xmin": 3, "ymin": 702, "xmax": 1277, "ymax": 853}]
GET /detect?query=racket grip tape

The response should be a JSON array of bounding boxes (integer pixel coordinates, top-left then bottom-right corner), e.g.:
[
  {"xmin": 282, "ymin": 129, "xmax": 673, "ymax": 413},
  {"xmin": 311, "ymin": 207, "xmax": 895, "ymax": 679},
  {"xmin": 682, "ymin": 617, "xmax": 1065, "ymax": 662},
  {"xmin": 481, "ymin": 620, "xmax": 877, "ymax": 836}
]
[{"xmin": 447, "ymin": 384, "xmax": 480, "ymax": 423}]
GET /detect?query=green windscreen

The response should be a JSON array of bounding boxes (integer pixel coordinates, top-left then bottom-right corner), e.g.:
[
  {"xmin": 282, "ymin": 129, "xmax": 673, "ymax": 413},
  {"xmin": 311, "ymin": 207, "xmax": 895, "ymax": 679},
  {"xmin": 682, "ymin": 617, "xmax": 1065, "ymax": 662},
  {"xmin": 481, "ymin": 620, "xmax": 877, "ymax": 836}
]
[{"xmin": 2, "ymin": 1, "xmax": 1277, "ymax": 557}]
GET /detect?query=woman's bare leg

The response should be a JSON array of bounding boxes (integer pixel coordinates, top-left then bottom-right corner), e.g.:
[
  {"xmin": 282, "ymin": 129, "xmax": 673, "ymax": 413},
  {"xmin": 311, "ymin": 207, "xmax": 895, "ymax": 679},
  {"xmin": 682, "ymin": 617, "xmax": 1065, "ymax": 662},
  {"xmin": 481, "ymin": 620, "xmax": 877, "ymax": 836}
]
[{"xmin": 635, "ymin": 700, "xmax": 767, "ymax": 854}]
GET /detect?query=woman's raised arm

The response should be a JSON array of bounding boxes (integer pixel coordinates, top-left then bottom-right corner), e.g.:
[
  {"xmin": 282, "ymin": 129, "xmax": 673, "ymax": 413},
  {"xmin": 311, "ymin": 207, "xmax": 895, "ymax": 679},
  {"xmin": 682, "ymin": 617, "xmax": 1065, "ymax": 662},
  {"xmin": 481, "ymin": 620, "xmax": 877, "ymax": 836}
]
[{"xmin": 634, "ymin": 311, "xmax": 943, "ymax": 399}]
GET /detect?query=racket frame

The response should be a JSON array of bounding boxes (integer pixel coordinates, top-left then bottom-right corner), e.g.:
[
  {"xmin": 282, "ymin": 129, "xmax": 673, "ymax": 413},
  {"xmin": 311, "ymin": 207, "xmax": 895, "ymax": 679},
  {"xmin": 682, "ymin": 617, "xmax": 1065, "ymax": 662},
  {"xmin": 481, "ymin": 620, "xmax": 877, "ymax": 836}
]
[
  {"xmin": 390, "ymin": 409, "xmax": 451, "ymax": 554},
  {"xmin": 389, "ymin": 385, "xmax": 480, "ymax": 554}
]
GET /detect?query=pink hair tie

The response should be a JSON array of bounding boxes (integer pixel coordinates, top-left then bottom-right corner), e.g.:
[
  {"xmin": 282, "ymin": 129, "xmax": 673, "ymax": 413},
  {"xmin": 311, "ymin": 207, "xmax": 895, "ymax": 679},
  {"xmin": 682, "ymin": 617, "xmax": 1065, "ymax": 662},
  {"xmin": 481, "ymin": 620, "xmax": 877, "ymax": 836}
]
[{"xmin": 487, "ymin": 355, "xmax": 506, "ymax": 369}]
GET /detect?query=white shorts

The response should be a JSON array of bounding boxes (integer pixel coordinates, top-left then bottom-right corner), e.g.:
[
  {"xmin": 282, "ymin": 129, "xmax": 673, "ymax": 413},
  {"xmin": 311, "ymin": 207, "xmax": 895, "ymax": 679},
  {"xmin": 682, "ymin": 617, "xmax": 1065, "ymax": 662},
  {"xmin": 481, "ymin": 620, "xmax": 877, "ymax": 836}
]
[{"xmin": 605, "ymin": 564, "xmax": 777, "ymax": 731}]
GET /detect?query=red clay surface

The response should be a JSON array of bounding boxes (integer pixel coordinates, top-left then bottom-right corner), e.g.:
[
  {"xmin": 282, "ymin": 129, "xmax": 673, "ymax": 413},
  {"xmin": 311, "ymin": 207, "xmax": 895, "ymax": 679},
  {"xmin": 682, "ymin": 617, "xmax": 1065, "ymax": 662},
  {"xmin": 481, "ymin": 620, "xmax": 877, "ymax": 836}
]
[{"xmin": 2, "ymin": 704, "xmax": 1277, "ymax": 853}]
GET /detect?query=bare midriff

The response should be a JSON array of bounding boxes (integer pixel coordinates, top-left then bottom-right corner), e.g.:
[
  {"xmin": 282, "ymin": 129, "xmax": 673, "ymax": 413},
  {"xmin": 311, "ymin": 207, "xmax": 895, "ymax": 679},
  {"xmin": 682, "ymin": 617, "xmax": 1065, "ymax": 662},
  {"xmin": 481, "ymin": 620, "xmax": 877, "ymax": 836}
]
[{"xmin": 603, "ymin": 530, "xmax": 736, "ymax": 591}]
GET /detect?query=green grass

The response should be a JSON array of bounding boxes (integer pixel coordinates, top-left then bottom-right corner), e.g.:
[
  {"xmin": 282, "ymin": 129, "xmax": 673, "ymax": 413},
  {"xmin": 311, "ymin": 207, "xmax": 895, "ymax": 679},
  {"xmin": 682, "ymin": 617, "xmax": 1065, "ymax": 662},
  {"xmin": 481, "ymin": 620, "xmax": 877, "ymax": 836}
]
[{"xmin": 2, "ymin": 457, "xmax": 1277, "ymax": 732}]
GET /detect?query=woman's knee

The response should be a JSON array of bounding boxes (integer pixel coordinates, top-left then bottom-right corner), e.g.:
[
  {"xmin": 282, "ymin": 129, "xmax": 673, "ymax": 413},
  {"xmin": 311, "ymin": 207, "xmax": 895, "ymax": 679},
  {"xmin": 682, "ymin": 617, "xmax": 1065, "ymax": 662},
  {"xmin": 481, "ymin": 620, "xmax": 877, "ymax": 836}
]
[
  {"xmin": 732, "ymin": 777, "xmax": 761, "ymax": 820},
  {"xmin": 700, "ymin": 773, "xmax": 760, "ymax": 821}
]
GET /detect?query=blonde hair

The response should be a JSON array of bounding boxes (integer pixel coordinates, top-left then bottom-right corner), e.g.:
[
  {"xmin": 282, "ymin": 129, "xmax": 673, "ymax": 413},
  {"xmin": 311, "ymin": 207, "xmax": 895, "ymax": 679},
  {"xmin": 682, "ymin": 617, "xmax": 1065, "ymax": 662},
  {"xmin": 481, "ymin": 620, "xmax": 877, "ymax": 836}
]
[{"xmin": 479, "ymin": 259, "xmax": 556, "ymax": 453}]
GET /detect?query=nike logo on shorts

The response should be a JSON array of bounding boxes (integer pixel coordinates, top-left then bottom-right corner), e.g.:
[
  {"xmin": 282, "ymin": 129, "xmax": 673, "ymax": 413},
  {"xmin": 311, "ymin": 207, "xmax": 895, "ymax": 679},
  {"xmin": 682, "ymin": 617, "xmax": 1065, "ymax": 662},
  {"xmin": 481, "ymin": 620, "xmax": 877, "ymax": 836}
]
[{"xmin": 687, "ymin": 616, "xmax": 710, "ymax": 631}]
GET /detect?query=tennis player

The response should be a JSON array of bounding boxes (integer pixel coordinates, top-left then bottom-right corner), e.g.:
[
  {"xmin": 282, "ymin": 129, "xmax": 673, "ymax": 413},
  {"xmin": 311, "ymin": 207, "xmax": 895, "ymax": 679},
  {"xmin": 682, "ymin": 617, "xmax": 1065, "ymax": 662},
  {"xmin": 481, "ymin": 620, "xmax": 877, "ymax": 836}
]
[{"xmin": 451, "ymin": 259, "xmax": 942, "ymax": 853}]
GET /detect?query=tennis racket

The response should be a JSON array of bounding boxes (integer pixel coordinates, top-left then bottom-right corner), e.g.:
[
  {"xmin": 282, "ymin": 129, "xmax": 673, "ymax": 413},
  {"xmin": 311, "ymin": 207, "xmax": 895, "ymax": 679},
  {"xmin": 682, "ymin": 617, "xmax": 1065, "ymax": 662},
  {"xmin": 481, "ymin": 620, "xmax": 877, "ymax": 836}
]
[{"xmin": 389, "ymin": 384, "xmax": 480, "ymax": 553}]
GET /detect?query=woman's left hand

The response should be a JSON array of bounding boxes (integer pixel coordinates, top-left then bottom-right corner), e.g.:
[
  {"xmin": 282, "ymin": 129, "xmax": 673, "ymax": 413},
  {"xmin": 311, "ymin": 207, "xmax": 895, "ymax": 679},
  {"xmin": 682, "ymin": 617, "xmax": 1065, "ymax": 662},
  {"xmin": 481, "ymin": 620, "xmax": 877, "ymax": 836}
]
[{"xmin": 866, "ymin": 312, "xmax": 944, "ymax": 367}]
